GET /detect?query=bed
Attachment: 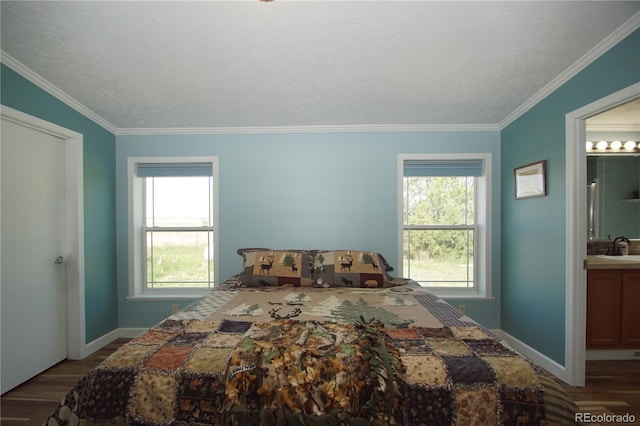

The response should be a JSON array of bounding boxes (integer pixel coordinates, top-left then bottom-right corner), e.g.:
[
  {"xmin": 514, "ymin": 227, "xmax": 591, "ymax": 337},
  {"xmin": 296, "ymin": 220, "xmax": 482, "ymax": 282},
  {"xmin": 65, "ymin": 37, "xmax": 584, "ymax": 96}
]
[{"xmin": 45, "ymin": 249, "xmax": 579, "ymax": 425}]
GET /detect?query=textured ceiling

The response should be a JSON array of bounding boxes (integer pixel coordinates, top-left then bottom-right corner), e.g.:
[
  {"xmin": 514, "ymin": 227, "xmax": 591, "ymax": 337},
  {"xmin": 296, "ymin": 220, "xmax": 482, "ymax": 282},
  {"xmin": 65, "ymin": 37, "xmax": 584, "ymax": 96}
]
[{"xmin": 1, "ymin": 1, "xmax": 639, "ymax": 132}]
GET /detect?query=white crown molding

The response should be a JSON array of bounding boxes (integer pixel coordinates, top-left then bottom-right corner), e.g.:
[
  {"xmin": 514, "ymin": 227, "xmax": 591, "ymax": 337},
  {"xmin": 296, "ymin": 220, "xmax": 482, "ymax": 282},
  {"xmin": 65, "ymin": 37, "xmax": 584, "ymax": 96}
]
[
  {"xmin": 1, "ymin": 51, "xmax": 119, "ymax": 134},
  {"xmin": 116, "ymin": 123, "xmax": 499, "ymax": 136},
  {"xmin": 498, "ymin": 11, "xmax": 640, "ymax": 131}
]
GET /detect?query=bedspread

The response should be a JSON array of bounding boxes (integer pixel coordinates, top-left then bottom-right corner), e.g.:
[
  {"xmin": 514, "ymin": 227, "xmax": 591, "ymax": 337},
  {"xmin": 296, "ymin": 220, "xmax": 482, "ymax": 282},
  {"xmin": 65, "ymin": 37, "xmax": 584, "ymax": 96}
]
[{"xmin": 45, "ymin": 279, "xmax": 579, "ymax": 425}]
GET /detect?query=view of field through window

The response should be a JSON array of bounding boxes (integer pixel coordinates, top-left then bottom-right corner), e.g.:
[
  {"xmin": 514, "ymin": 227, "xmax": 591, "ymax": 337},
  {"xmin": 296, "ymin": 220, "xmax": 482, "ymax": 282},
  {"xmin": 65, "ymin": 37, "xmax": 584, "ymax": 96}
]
[
  {"xmin": 403, "ymin": 176, "xmax": 475, "ymax": 288},
  {"xmin": 144, "ymin": 176, "xmax": 214, "ymax": 288}
]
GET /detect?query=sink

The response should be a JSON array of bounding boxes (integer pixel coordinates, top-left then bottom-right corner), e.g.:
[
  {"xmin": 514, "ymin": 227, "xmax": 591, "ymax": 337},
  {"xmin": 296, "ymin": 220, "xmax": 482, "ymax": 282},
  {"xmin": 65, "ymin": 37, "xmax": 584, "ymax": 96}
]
[{"xmin": 596, "ymin": 255, "xmax": 640, "ymax": 262}]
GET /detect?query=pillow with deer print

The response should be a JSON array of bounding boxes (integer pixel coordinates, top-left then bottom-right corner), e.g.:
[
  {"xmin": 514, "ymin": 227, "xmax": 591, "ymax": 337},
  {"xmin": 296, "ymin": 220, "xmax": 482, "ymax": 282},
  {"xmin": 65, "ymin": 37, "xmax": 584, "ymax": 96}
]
[
  {"xmin": 238, "ymin": 249, "xmax": 313, "ymax": 287},
  {"xmin": 311, "ymin": 250, "xmax": 397, "ymax": 288}
]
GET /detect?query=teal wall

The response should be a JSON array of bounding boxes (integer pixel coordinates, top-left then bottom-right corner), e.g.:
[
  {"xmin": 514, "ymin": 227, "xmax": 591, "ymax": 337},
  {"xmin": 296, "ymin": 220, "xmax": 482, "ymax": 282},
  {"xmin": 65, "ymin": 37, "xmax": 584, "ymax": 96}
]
[
  {"xmin": 1, "ymin": 64, "xmax": 118, "ymax": 342},
  {"xmin": 116, "ymin": 131, "xmax": 501, "ymax": 328},
  {"xmin": 500, "ymin": 29, "xmax": 640, "ymax": 364}
]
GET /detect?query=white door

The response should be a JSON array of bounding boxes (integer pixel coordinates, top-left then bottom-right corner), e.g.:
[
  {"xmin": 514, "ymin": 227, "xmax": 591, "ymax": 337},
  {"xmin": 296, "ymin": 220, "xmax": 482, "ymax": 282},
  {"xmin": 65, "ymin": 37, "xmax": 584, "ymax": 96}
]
[{"xmin": 1, "ymin": 118, "xmax": 68, "ymax": 393}]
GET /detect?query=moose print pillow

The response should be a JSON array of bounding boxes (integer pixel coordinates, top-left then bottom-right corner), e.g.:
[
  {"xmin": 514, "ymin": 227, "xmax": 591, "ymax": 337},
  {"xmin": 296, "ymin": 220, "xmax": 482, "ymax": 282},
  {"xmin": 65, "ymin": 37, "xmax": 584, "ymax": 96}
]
[
  {"xmin": 311, "ymin": 250, "xmax": 394, "ymax": 288},
  {"xmin": 238, "ymin": 250, "xmax": 313, "ymax": 287}
]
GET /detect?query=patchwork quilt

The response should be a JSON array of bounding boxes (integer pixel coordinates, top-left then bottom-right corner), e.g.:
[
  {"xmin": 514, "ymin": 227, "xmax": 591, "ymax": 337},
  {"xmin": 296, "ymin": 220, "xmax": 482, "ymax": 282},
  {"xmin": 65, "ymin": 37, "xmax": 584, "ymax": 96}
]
[{"xmin": 45, "ymin": 278, "xmax": 579, "ymax": 425}]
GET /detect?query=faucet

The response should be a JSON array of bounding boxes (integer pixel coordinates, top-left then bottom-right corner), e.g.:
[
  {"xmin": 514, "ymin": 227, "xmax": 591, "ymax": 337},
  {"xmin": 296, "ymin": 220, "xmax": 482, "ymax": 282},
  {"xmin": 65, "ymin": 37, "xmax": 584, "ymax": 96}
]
[{"xmin": 607, "ymin": 236, "xmax": 631, "ymax": 256}]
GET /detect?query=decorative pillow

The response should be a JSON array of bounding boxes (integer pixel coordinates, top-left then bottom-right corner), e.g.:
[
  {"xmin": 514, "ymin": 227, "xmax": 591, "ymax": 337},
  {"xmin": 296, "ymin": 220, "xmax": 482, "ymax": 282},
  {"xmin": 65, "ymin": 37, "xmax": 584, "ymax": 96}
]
[
  {"xmin": 238, "ymin": 249, "xmax": 313, "ymax": 287},
  {"xmin": 236, "ymin": 248, "xmax": 273, "ymax": 256},
  {"xmin": 378, "ymin": 253, "xmax": 395, "ymax": 272},
  {"xmin": 311, "ymin": 250, "xmax": 397, "ymax": 288}
]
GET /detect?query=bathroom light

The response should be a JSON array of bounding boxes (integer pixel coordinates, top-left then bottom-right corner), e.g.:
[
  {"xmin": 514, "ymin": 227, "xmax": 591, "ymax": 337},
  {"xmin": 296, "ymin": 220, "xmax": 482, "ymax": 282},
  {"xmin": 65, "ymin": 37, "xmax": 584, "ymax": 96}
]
[
  {"xmin": 610, "ymin": 140, "xmax": 622, "ymax": 150},
  {"xmin": 596, "ymin": 140, "xmax": 609, "ymax": 150},
  {"xmin": 585, "ymin": 140, "xmax": 640, "ymax": 155}
]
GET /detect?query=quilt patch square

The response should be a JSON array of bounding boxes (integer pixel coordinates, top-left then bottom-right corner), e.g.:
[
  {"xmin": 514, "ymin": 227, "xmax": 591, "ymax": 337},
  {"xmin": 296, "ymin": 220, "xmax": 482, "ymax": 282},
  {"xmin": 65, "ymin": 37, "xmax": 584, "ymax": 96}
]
[
  {"xmin": 414, "ymin": 326, "xmax": 454, "ymax": 338},
  {"xmin": 176, "ymin": 373, "xmax": 225, "ymax": 424},
  {"xmin": 129, "ymin": 371, "xmax": 177, "ymax": 424},
  {"xmin": 442, "ymin": 356, "xmax": 495, "ymax": 385},
  {"xmin": 386, "ymin": 328, "xmax": 428, "ymax": 353},
  {"xmin": 482, "ymin": 356, "xmax": 540, "ymax": 389},
  {"xmin": 166, "ymin": 332, "xmax": 208, "ymax": 347},
  {"xmin": 450, "ymin": 325, "xmax": 493, "ymax": 340},
  {"xmin": 454, "ymin": 386, "xmax": 499, "ymax": 426},
  {"xmin": 404, "ymin": 385, "xmax": 453, "ymax": 425},
  {"xmin": 185, "ymin": 319, "xmax": 221, "ymax": 333},
  {"xmin": 427, "ymin": 338, "xmax": 472, "ymax": 356},
  {"xmin": 500, "ymin": 389, "xmax": 546, "ymax": 425},
  {"xmin": 155, "ymin": 319, "xmax": 188, "ymax": 333},
  {"xmin": 385, "ymin": 328, "xmax": 423, "ymax": 341},
  {"xmin": 131, "ymin": 329, "xmax": 174, "ymax": 345},
  {"xmin": 465, "ymin": 339, "xmax": 515, "ymax": 356},
  {"xmin": 84, "ymin": 369, "xmax": 136, "ymax": 419},
  {"xmin": 143, "ymin": 346, "xmax": 193, "ymax": 371},
  {"xmin": 100, "ymin": 344, "xmax": 158, "ymax": 368},
  {"xmin": 401, "ymin": 355, "xmax": 448, "ymax": 386},
  {"xmin": 204, "ymin": 332, "xmax": 245, "ymax": 348},
  {"xmin": 218, "ymin": 319, "xmax": 253, "ymax": 333},
  {"xmin": 184, "ymin": 347, "xmax": 233, "ymax": 374}
]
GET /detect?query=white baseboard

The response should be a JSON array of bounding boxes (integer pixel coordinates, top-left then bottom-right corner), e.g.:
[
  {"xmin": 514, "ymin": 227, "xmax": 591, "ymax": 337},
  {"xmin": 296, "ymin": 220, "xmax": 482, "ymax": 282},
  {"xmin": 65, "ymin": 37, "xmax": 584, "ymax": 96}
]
[
  {"xmin": 491, "ymin": 329, "xmax": 568, "ymax": 382},
  {"xmin": 79, "ymin": 327, "xmax": 148, "ymax": 359}
]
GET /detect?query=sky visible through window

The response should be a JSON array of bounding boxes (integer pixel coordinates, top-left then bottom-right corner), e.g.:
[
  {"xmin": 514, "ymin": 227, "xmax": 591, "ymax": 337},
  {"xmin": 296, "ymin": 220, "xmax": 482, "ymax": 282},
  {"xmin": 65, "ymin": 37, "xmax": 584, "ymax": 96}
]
[{"xmin": 146, "ymin": 176, "xmax": 211, "ymax": 227}]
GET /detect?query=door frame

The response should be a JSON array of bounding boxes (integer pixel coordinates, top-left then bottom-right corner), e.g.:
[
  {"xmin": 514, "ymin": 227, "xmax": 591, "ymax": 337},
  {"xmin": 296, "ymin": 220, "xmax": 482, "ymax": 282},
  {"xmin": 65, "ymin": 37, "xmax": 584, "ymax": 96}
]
[
  {"xmin": 565, "ymin": 82, "xmax": 640, "ymax": 386},
  {"xmin": 1, "ymin": 105, "xmax": 85, "ymax": 359}
]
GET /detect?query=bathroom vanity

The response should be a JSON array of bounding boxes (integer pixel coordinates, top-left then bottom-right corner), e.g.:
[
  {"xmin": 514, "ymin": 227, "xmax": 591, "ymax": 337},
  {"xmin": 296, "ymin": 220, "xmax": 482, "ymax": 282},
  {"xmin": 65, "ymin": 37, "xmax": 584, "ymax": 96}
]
[{"xmin": 586, "ymin": 255, "xmax": 640, "ymax": 350}]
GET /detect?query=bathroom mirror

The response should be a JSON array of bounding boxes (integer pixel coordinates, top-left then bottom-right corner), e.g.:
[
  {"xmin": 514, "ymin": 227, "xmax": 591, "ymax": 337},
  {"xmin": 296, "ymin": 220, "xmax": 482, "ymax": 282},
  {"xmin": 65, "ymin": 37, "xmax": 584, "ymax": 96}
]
[{"xmin": 586, "ymin": 98, "xmax": 640, "ymax": 240}]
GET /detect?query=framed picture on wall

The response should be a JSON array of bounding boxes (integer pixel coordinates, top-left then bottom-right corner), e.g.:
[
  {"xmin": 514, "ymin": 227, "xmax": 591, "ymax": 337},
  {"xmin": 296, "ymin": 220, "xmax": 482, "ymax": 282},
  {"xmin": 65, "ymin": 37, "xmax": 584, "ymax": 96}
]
[{"xmin": 514, "ymin": 160, "xmax": 546, "ymax": 199}]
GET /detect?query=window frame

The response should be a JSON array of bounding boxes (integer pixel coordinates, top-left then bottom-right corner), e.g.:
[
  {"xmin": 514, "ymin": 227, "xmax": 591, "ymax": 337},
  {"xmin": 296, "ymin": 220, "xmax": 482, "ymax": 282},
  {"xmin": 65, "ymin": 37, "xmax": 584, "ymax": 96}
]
[
  {"xmin": 397, "ymin": 153, "xmax": 492, "ymax": 299},
  {"xmin": 128, "ymin": 156, "xmax": 219, "ymax": 299}
]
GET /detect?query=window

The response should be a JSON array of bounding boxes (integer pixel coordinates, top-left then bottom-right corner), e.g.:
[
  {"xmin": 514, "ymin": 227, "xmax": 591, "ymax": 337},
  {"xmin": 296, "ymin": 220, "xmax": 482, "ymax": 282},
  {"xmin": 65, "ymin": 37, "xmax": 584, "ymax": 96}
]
[
  {"xmin": 128, "ymin": 157, "xmax": 218, "ymax": 298},
  {"xmin": 398, "ymin": 154, "xmax": 491, "ymax": 297}
]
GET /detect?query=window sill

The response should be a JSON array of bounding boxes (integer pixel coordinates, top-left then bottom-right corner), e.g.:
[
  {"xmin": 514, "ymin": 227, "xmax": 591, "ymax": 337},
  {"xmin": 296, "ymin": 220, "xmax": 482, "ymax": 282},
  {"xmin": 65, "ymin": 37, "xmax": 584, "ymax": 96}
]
[
  {"xmin": 417, "ymin": 284, "xmax": 494, "ymax": 301},
  {"xmin": 127, "ymin": 292, "xmax": 207, "ymax": 301}
]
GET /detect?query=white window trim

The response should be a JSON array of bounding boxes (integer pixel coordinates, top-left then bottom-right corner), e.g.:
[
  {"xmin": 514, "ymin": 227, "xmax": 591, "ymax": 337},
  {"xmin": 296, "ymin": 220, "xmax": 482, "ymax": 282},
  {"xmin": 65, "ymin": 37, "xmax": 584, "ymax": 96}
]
[
  {"xmin": 397, "ymin": 153, "xmax": 492, "ymax": 299},
  {"xmin": 127, "ymin": 156, "xmax": 219, "ymax": 299}
]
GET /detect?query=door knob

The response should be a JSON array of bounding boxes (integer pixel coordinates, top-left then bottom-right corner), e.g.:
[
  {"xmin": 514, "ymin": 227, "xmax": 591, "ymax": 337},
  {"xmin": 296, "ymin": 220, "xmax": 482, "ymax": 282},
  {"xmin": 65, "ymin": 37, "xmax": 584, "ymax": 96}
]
[{"xmin": 54, "ymin": 256, "xmax": 64, "ymax": 264}]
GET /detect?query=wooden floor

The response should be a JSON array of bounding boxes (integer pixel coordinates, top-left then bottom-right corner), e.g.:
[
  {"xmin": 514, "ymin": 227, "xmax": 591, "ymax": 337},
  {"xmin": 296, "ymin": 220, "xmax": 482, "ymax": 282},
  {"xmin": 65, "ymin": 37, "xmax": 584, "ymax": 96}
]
[
  {"xmin": 557, "ymin": 360, "xmax": 640, "ymax": 424},
  {"xmin": 1, "ymin": 339, "xmax": 639, "ymax": 425}
]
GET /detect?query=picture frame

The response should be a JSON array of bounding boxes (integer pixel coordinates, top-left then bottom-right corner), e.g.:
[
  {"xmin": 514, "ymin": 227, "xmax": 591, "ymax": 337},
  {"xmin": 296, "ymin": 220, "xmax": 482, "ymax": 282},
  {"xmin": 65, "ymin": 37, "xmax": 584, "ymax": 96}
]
[{"xmin": 514, "ymin": 160, "xmax": 546, "ymax": 199}]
